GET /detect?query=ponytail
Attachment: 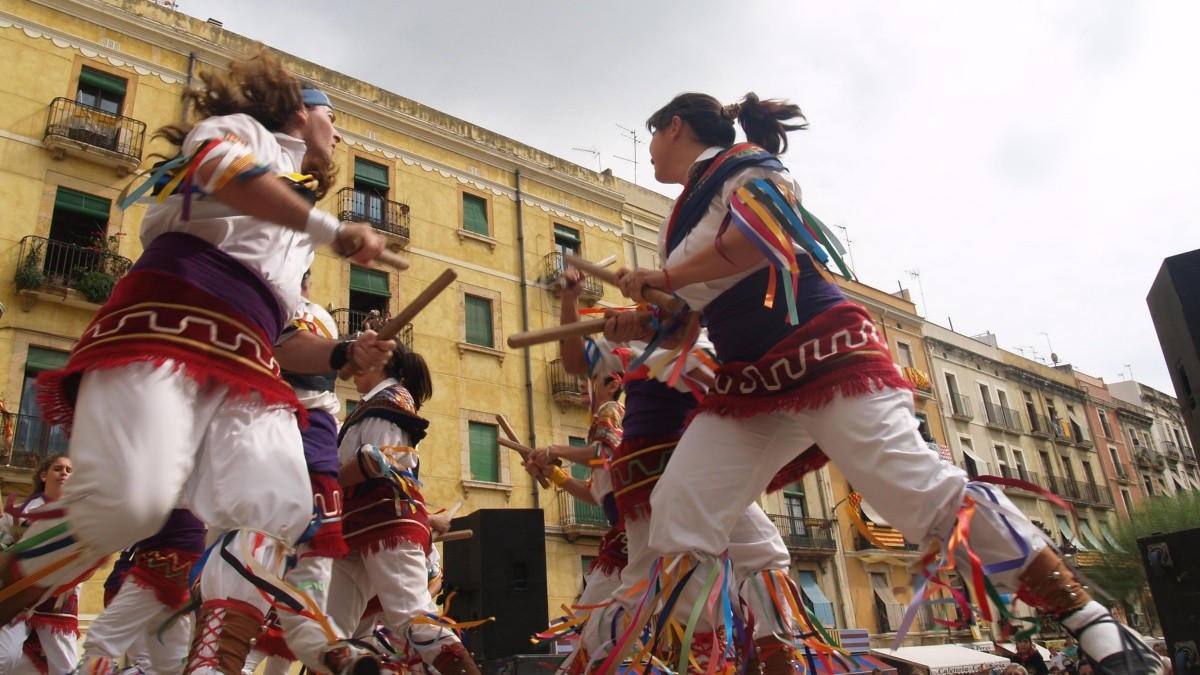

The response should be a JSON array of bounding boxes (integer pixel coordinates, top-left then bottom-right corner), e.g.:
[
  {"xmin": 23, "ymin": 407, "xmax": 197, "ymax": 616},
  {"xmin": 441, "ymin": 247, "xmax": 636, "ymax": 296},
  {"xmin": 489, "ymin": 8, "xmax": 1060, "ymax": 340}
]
[{"xmin": 646, "ymin": 91, "xmax": 807, "ymax": 155}]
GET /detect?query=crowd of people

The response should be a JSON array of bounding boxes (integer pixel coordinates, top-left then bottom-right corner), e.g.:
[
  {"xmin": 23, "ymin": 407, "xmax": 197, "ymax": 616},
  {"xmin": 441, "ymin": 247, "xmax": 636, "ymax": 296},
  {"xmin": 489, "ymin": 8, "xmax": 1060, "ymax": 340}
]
[{"xmin": 0, "ymin": 48, "xmax": 1165, "ymax": 675}]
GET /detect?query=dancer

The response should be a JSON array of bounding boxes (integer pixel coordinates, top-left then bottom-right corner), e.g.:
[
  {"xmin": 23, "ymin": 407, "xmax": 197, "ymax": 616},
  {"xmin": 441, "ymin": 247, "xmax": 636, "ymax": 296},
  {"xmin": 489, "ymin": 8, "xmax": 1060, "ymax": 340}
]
[
  {"xmin": 326, "ymin": 345, "xmax": 481, "ymax": 675},
  {"xmin": 611, "ymin": 91, "xmax": 1160, "ymax": 675},
  {"xmin": 78, "ymin": 508, "xmax": 206, "ymax": 674},
  {"xmin": 3, "ymin": 50, "xmax": 394, "ymax": 675},
  {"xmin": 243, "ymin": 268, "xmax": 376, "ymax": 675},
  {"xmin": 0, "ymin": 454, "xmax": 79, "ymax": 675}
]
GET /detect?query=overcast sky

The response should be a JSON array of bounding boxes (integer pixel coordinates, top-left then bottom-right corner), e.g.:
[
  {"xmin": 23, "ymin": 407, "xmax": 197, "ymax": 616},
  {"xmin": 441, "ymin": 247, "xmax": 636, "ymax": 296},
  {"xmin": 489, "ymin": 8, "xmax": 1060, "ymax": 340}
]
[{"xmin": 181, "ymin": 0, "xmax": 1199, "ymax": 395}]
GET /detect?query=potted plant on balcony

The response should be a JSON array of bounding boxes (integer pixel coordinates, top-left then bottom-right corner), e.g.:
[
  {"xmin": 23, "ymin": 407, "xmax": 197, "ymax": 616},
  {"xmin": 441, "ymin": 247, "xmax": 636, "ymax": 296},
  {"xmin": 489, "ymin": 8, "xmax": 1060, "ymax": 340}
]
[
  {"xmin": 14, "ymin": 242, "xmax": 46, "ymax": 292},
  {"xmin": 71, "ymin": 231, "xmax": 125, "ymax": 304}
]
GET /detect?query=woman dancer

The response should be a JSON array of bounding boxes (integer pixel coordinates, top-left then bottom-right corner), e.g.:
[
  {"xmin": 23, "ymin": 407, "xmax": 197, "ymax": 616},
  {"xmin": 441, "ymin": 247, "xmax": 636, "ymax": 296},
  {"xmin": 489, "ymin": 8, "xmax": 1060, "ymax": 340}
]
[
  {"xmin": 326, "ymin": 346, "xmax": 481, "ymax": 675},
  {"xmin": 612, "ymin": 92, "xmax": 1159, "ymax": 675},
  {"xmin": 0, "ymin": 454, "xmax": 79, "ymax": 675},
  {"xmin": 2, "ymin": 49, "xmax": 393, "ymax": 675}
]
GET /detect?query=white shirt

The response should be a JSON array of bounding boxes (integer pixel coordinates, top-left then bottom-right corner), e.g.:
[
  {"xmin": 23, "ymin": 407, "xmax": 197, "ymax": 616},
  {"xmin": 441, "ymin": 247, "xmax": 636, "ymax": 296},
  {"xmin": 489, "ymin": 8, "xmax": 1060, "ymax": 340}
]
[
  {"xmin": 139, "ymin": 113, "xmax": 318, "ymax": 317},
  {"xmin": 284, "ymin": 297, "xmax": 342, "ymax": 415},
  {"xmin": 337, "ymin": 378, "xmax": 419, "ymax": 473},
  {"xmin": 588, "ymin": 331, "xmax": 716, "ymax": 395},
  {"xmin": 657, "ymin": 146, "xmax": 805, "ymax": 313}
]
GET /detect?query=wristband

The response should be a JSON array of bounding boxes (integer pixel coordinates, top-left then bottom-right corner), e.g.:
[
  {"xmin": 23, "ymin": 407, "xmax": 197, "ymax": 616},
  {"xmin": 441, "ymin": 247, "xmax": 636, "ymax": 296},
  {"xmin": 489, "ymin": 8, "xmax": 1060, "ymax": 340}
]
[
  {"xmin": 329, "ymin": 340, "xmax": 353, "ymax": 370},
  {"xmin": 305, "ymin": 208, "xmax": 343, "ymax": 246},
  {"xmin": 549, "ymin": 466, "xmax": 570, "ymax": 488}
]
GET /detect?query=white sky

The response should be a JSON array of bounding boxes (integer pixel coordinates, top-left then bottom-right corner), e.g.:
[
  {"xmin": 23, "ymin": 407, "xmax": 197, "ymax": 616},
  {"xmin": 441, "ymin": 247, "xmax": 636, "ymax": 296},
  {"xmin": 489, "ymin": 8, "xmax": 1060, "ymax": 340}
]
[{"xmin": 180, "ymin": 0, "xmax": 1200, "ymax": 394}]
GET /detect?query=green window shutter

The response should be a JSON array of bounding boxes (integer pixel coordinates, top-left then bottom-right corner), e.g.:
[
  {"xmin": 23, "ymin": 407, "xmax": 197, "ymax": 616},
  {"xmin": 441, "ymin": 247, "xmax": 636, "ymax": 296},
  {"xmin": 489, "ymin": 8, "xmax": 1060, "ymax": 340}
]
[
  {"xmin": 349, "ymin": 266, "xmax": 391, "ymax": 297},
  {"xmin": 569, "ymin": 436, "xmax": 589, "ymax": 479},
  {"xmin": 554, "ymin": 224, "xmax": 580, "ymax": 246},
  {"xmin": 353, "ymin": 159, "xmax": 389, "ymax": 191},
  {"xmin": 462, "ymin": 193, "xmax": 488, "ymax": 235},
  {"xmin": 464, "ymin": 295, "xmax": 493, "ymax": 347},
  {"xmin": 54, "ymin": 187, "xmax": 110, "ymax": 220},
  {"xmin": 78, "ymin": 67, "xmax": 126, "ymax": 96},
  {"xmin": 468, "ymin": 421, "xmax": 499, "ymax": 482},
  {"xmin": 25, "ymin": 346, "xmax": 71, "ymax": 373}
]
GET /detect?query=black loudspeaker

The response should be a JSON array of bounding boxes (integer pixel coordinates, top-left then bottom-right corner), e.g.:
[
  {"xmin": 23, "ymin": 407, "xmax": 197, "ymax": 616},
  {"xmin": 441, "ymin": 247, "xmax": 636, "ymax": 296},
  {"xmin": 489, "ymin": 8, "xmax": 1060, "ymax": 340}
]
[
  {"xmin": 477, "ymin": 654, "xmax": 563, "ymax": 675},
  {"xmin": 443, "ymin": 509, "xmax": 549, "ymax": 662},
  {"xmin": 1138, "ymin": 527, "xmax": 1200, "ymax": 672},
  {"xmin": 1147, "ymin": 248, "xmax": 1200, "ymax": 456}
]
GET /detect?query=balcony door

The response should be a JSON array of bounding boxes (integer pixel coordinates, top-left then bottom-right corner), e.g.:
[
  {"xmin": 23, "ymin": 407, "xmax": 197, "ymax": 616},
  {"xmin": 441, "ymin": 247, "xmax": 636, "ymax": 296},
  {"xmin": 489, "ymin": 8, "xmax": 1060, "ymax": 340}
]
[
  {"xmin": 353, "ymin": 159, "xmax": 389, "ymax": 226},
  {"xmin": 568, "ymin": 436, "xmax": 606, "ymax": 525},
  {"xmin": 783, "ymin": 484, "xmax": 807, "ymax": 542},
  {"xmin": 45, "ymin": 187, "xmax": 110, "ymax": 286},
  {"xmin": 10, "ymin": 347, "xmax": 71, "ymax": 468}
]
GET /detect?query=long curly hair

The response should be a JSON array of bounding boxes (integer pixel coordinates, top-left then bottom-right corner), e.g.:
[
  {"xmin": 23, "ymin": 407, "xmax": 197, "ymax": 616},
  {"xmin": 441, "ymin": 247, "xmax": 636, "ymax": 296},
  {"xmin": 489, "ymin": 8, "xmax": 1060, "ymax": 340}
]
[{"xmin": 154, "ymin": 46, "xmax": 338, "ymax": 198}]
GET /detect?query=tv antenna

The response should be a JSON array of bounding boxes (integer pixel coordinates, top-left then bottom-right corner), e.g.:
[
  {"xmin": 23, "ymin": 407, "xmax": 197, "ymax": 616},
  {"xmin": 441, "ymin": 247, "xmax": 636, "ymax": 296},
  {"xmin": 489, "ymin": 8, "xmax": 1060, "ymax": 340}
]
[
  {"xmin": 1040, "ymin": 331, "xmax": 1059, "ymax": 365},
  {"xmin": 572, "ymin": 146, "xmax": 603, "ymax": 172},
  {"xmin": 905, "ymin": 269, "xmax": 929, "ymax": 317},
  {"xmin": 614, "ymin": 124, "xmax": 645, "ymax": 185},
  {"xmin": 1124, "ymin": 364, "xmax": 1134, "ymax": 381},
  {"xmin": 835, "ymin": 224, "xmax": 856, "ymax": 272}
]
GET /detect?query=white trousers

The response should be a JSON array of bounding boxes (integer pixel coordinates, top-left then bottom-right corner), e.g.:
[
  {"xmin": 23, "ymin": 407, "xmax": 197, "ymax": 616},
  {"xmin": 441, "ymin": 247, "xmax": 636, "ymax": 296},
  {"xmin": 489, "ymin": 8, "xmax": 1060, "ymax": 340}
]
[
  {"xmin": 17, "ymin": 362, "xmax": 312, "ymax": 617},
  {"xmin": 277, "ymin": 550, "xmax": 336, "ymax": 672},
  {"xmin": 0, "ymin": 618, "xmax": 78, "ymax": 675},
  {"xmin": 582, "ymin": 503, "xmax": 793, "ymax": 657},
  {"xmin": 649, "ymin": 388, "xmax": 1043, "ymax": 593},
  {"xmin": 81, "ymin": 581, "xmax": 192, "ymax": 674},
  {"xmin": 326, "ymin": 543, "xmax": 459, "ymax": 666}
]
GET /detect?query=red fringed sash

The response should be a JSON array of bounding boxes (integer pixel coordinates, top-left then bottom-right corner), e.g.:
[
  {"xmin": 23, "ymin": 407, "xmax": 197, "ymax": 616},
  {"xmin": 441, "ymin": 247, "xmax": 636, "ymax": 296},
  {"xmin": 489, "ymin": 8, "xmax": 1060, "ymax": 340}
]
[
  {"xmin": 307, "ymin": 472, "xmax": 348, "ymax": 559},
  {"xmin": 128, "ymin": 548, "xmax": 200, "ymax": 610},
  {"xmin": 590, "ymin": 524, "xmax": 628, "ymax": 576},
  {"xmin": 36, "ymin": 269, "xmax": 305, "ymax": 432},
  {"xmin": 610, "ymin": 434, "xmax": 679, "ymax": 522},
  {"xmin": 342, "ymin": 480, "xmax": 431, "ymax": 556},
  {"xmin": 698, "ymin": 302, "xmax": 909, "ymax": 417}
]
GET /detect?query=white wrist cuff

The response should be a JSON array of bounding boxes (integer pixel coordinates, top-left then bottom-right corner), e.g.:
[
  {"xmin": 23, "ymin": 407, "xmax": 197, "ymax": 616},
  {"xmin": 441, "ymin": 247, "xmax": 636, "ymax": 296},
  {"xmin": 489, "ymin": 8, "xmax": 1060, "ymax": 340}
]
[{"xmin": 305, "ymin": 209, "xmax": 343, "ymax": 246}]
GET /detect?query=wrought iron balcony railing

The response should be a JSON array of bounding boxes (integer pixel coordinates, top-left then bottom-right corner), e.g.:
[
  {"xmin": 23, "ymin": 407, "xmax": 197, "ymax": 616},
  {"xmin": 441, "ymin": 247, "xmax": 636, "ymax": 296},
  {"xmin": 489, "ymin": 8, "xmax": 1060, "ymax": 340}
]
[
  {"xmin": 1, "ymin": 412, "xmax": 69, "ymax": 468},
  {"xmin": 555, "ymin": 488, "xmax": 608, "ymax": 531},
  {"xmin": 543, "ymin": 252, "xmax": 604, "ymax": 303},
  {"xmin": 947, "ymin": 392, "xmax": 972, "ymax": 420},
  {"xmin": 983, "ymin": 401, "xmax": 1023, "ymax": 432},
  {"xmin": 765, "ymin": 514, "xmax": 838, "ymax": 552},
  {"xmin": 1027, "ymin": 412, "xmax": 1052, "ymax": 438},
  {"xmin": 329, "ymin": 309, "xmax": 412, "ymax": 349},
  {"xmin": 548, "ymin": 358, "xmax": 584, "ymax": 406},
  {"xmin": 44, "ymin": 97, "xmax": 145, "ymax": 172},
  {"xmin": 16, "ymin": 235, "xmax": 132, "ymax": 305},
  {"xmin": 336, "ymin": 187, "xmax": 410, "ymax": 241}
]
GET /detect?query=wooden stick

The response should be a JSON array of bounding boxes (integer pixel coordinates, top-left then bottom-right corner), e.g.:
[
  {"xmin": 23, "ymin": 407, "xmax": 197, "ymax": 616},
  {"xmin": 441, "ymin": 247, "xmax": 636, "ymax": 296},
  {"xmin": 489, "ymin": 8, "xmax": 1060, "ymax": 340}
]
[
  {"xmin": 496, "ymin": 414, "xmax": 553, "ymax": 488},
  {"xmin": 563, "ymin": 254, "xmax": 680, "ymax": 312},
  {"xmin": 495, "ymin": 414, "xmax": 520, "ymax": 443},
  {"xmin": 433, "ymin": 529, "xmax": 473, "ymax": 542},
  {"xmin": 507, "ymin": 318, "xmax": 607, "ymax": 349},
  {"xmin": 338, "ymin": 268, "xmax": 458, "ymax": 379},
  {"xmin": 340, "ymin": 234, "xmax": 411, "ymax": 270},
  {"xmin": 498, "ymin": 438, "xmax": 554, "ymax": 489}
]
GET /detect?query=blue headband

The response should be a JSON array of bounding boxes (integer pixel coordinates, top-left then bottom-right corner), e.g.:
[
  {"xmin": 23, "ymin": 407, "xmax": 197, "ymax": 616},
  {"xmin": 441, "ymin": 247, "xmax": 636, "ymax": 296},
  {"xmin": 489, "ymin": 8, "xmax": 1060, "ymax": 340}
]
[{"xmin": 302, "ymin": 88, "xmax": 332, "ymax": 109}]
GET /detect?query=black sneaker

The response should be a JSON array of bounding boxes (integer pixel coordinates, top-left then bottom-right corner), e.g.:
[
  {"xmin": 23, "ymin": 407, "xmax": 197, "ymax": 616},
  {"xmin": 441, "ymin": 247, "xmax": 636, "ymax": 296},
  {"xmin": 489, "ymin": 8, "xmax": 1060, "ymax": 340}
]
[{"xmin": 1070, "ymin": 614, "xmax": 1164, "ymax": 675}]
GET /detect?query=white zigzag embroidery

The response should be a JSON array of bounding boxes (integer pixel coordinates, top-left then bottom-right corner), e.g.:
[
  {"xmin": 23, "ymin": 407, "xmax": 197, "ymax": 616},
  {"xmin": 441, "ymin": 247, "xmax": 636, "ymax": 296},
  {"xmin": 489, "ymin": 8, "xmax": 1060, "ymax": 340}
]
[
  {"xmin": 715, "ymin": 320, "xmax": 887, "ymax": 396},
  {"xmin": 83, "ymin": 308, "xmax": 279, "ymax": 373}
]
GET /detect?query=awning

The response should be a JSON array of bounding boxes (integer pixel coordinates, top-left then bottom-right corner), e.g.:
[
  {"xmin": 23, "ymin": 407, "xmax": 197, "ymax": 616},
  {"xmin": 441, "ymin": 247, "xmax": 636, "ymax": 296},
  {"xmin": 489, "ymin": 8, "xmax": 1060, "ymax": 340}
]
[
  {"xmin": 798, "ymin": 571, "xmax": 836, "ymax": 628},
  {"xmin": 1100, "ymin": 523, "xmax": 1125, "ymax": 552},
  {"xmin": 859, "ymin": 497, "xmax": 889, "ymax": 526},
  {"xmin": 1079, "ymin": 520, "xmax": 1107, "ymax": 552},
  {"xmin": 869, "ymin": 574, "xmax": 905, "ymax": 632},
  {"xmin": 1056, "ymin": 514, "xmax": 1082, "ymax": 549},
  {"xmin": 871, "ymin": 645, "xmax": 1010, "ymax": 675},
  {"xmin": 995, "ymin": 642, "xmax": 1052, "ymax": 661},
  {"xmin": 961, "ymin": 448, "xmax": 990, "ymax": 475}
]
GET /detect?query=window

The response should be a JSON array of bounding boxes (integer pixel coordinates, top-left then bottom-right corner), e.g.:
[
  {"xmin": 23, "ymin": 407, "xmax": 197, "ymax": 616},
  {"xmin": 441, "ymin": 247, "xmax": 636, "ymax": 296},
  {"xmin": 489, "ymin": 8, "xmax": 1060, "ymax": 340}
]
[
  {"xmin": 1098, "ymin": 409, "xmax": 1114, "ymax": 439},
  {"xmin": 1024, "ymin": 390, "xmax": 1042, "ymax": 433},
  {"xmin": 76, "ymin": 66, "xmax": 126, "ymax": 115},
  {"xmin": 580, "ymin": 556, "xmax": 596, "ymax": 589},
  {"xmin": 895, "ymin": 342, "xmax": 914, "ymax": 368},
  {"xmin": 554, "ymin": 224, "xmax": 581, "ymax": 259},
  {"xmin": 12, "ymin": 347, "xmax": 71, "ymax": 467},
  {"xmin": 462, "ymin": 192, "xmax": 489, "ymax": 236},
  {"xmin": 352, "ymin": 158, "xmax": 389, "ymax": 225},
  {"xmin": 464, "ymin": 295, "xmax": 494, "ymax": 348},
  {"xmin": 994, "ymin": 444, "xmax": 1009, "ymax": 477},
  {"xmin": 1120, "ymin": 488, "xmax": 1134, "ymax": 513},
  {"xmin": 1012, "ymin": 449, "xmax": 1029, "ymax": 481},
  {"xmin": 914, "ymin": 413, "xmax": 934, "ymax": 443},
  {"xmin": 782, "ymin": 484, "xmax": 807, "ymax": 541},
  {"xmin": 797, "ymin": 571, "xmax": 836, "ymax": 628},
  {"xmin": 960, "ymin": 438, "xmax": 984, "ymax": 479},
  {"xmin": 348, "ymin": 266, "xmax": 390, "ymax": 334},
  {"xmin": 1109, "ymin": 446, "xmax": 1122, "ymax": 476},
  {"xmin": 467, "ymin": 421, "xmax": 499, "ymax": 482}
]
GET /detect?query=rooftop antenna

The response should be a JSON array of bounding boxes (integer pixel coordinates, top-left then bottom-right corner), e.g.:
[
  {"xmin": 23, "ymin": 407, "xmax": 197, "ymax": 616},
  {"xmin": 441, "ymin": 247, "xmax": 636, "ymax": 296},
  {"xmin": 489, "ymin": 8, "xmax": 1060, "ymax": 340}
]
[
  {"xmin": 905, "ymin": 269, "xmax": 929, "ymax": 317},
  {"xmin": 1040, "ymin": 331, "xmax": 1060, "ymax": 365},
  {"xmin": 1124, "ymin": 364, "xmax": 1134, "ymax": 381},
  {"xmin": 572, "ymin": 146, "xmax": 603, "ymax": 172},
  {"xmin": 835, "ymin": 224, "xmax": 856, "ymax": 272},
  {"xmin": 614, "ymin": 124, "xmax": 645, "ymax": 186}
]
